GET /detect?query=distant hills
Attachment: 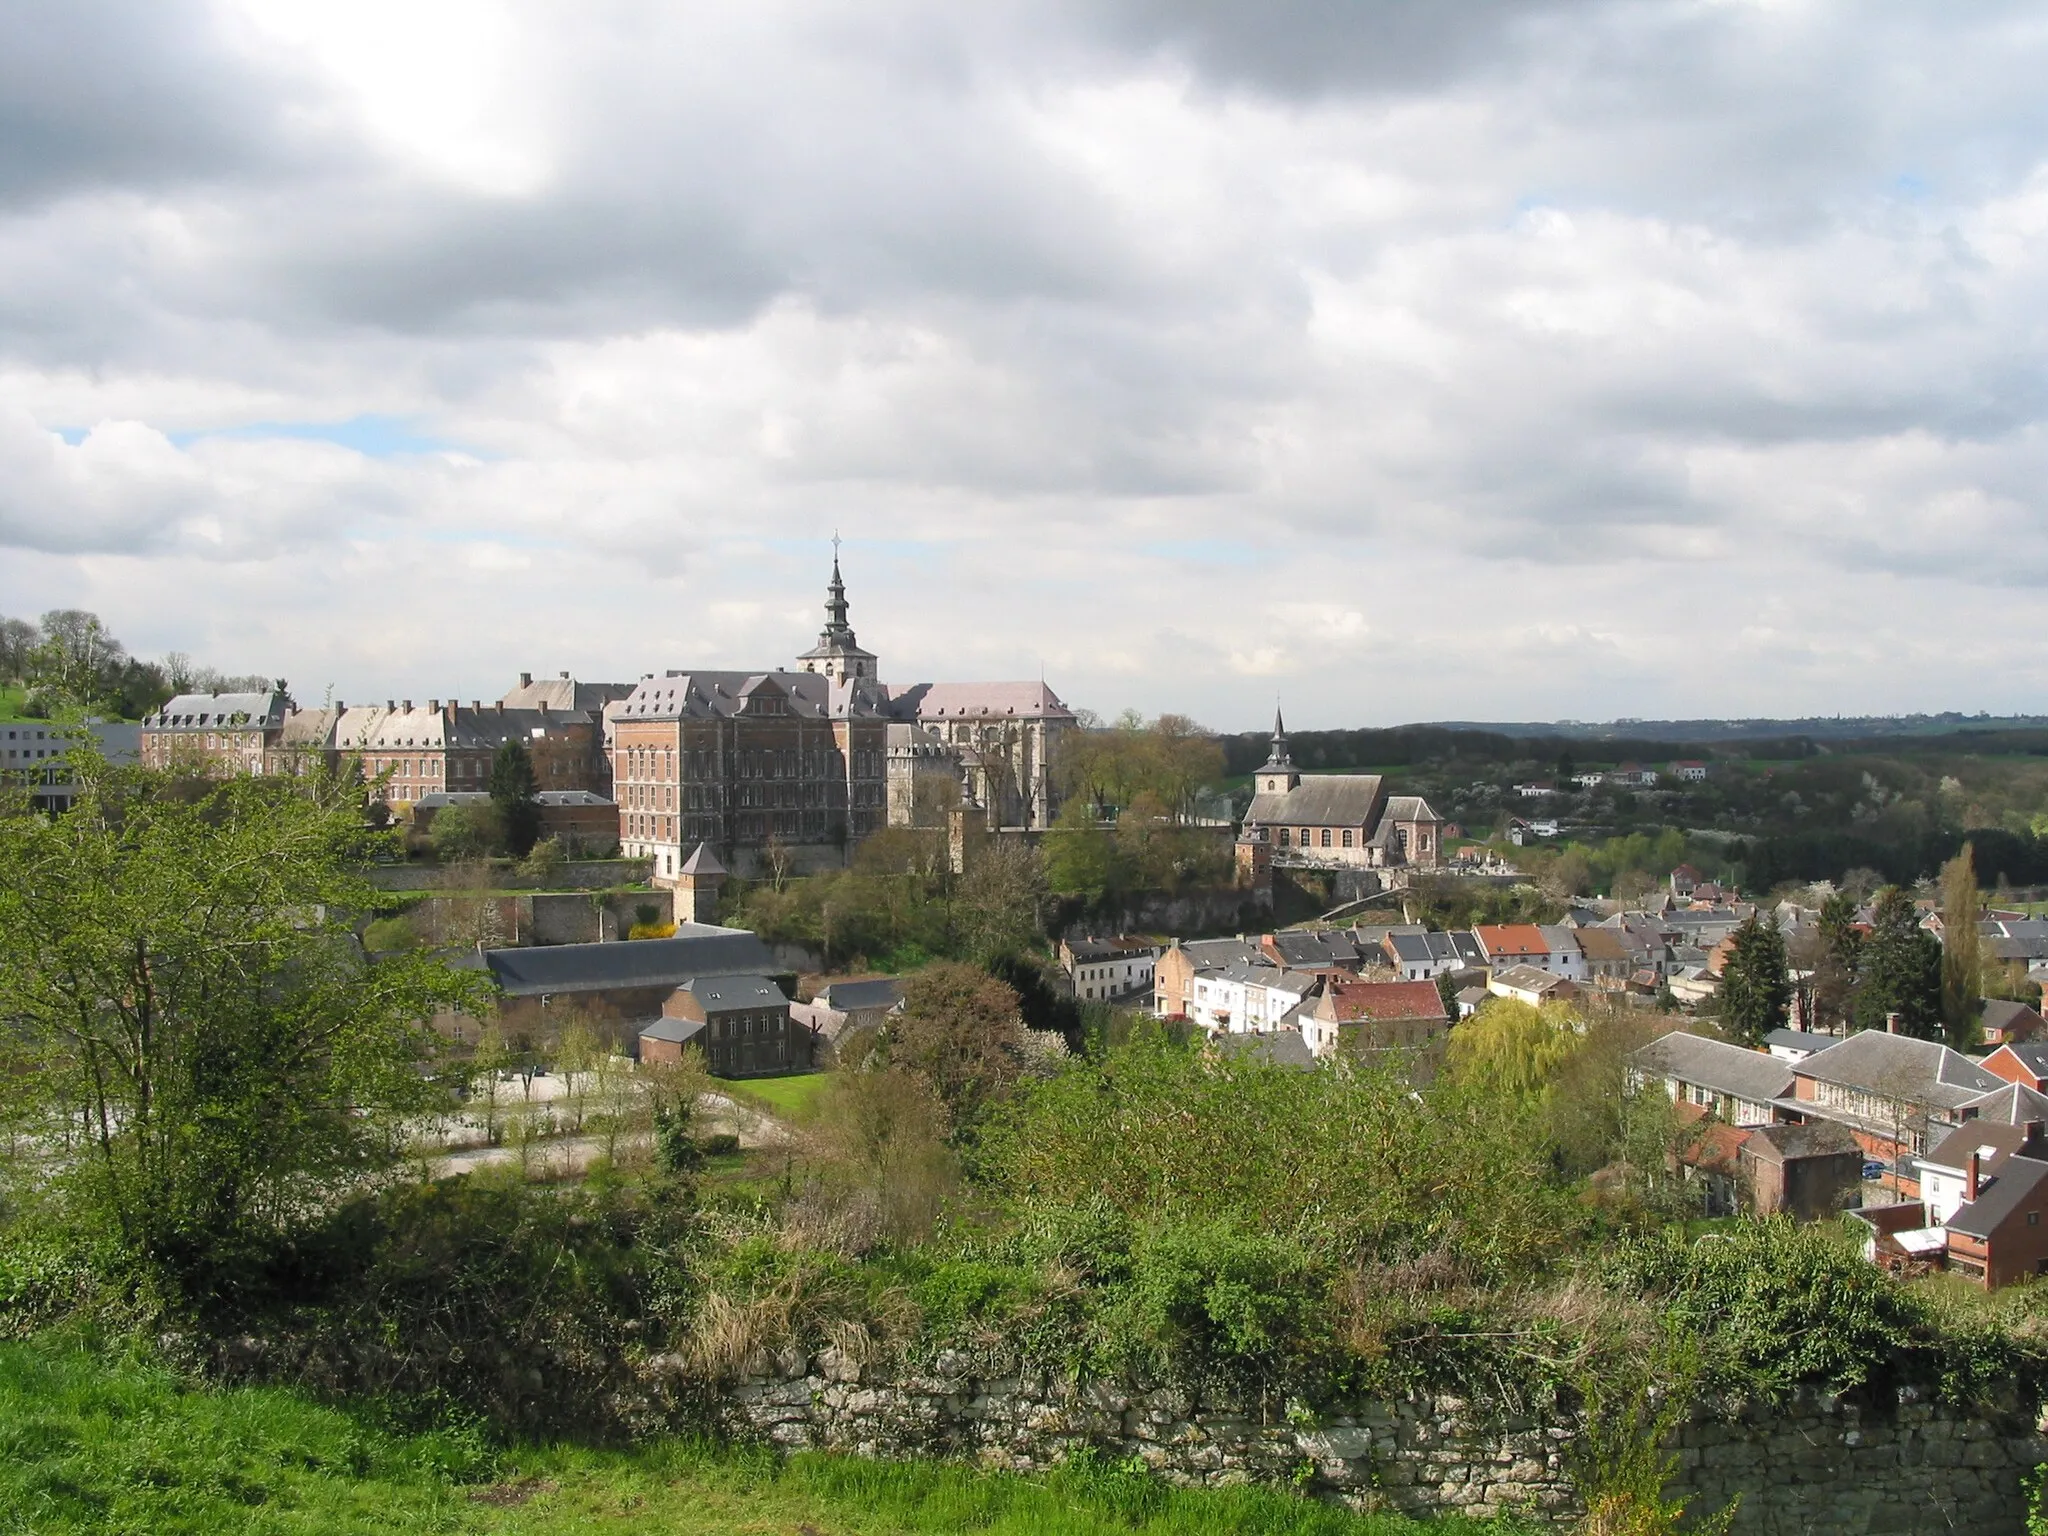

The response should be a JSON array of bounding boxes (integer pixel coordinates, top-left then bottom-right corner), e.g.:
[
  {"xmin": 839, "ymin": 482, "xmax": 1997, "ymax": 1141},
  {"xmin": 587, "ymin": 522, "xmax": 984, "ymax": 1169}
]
[{"xmin": 1414, "ymin": 714, "xmax": 2048, "ymax": 743}]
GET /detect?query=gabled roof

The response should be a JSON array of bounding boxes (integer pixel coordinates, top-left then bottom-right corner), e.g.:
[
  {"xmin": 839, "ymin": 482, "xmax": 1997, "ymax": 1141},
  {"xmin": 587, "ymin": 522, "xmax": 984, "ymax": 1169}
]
[
  {"xmin": 1743, "ymin": 1120, "xmax": 1861, "ymax": 1162},
  {"xmin": 1573, "ymin": 926, "xmax": 1632, "ymax": 964},
  {"xmin": 148, "ymin": 691, "xmax": 290, "ymax": 729},
  {"xmin": 638, "ymin": 1016, "xmax": 707, "ymax": 1046},
  {"xmin": 1631, "ymin": 1031, "xmax": 1795, "ymax": 1105},
  {"xmin": 1315, "ymin": 979, "xmax": 1447, "ymax": 1024},
  {"xmin": 1960, "ymin": 1081, "xmax": 2048, "ymax": 1126},
  {"xmin": 1489, "ymin": 964, "xmax": 1575, "ymax": 996},
  {"xmin": 1945, "ymin": 1153, "xmax": 2048, "ymax": 1240},
  {"xmin": 674, "ymin": 974, "xmax": 787, "ymax": 1011},
  {"xmin": 1245, "ymin": 774, "xmax": 1386, "ymax": 828},
  {"xmin": 1922, "ymin": 1119, "xmax": 2034, "ymax": 1176},
  {"xmin": 1981, "ymin": 998, "xmax": 2044, "ymax": 1036},
  {"xmin": 1474, "ymin": 924, "xmax": 1549, "ymax": 959},
  {"xmin": 1793, "ymin": 1030, "xmax": 2003, "ymax": 1110},
  {"xmin": 1764, "ymin": 1027, "xmax": 1836, "ymax": 1053},
  {"xmin": 1988, "ymin": 1042, "xmax": 2048, "ymax": 1079},
  {"xmin": 467, "ymin": 925, "xmax": 777, "ymax": 997},
  {"xmin": 1174, "ymin": 938, "xmax": 1269, "ymax": 970},
  {"xmin": 1267, "ymin": 930, "xmax": 1363, "ymax": 968},
  {"xmin": 886, "ymin": 681, "xmax": 1074, "ymax": 722}
]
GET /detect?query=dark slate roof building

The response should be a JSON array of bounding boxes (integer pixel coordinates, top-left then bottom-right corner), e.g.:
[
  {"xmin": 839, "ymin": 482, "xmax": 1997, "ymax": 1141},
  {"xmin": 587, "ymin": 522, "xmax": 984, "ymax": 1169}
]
[{"xmin": 465, "ymin": 923, "xmax": 777, "ymax": 998}]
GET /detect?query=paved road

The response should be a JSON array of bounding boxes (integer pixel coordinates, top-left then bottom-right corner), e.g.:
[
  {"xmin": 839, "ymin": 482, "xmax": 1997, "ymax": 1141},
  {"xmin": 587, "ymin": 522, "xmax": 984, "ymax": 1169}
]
[{"xmin": 424, "ymin": 1090, "xmax": 790, "ymax": 1179}]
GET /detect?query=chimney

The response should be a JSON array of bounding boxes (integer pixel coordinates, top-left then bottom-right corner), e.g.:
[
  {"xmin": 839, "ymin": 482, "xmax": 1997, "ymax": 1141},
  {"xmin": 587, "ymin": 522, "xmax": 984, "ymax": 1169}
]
[
  {"xmin": 386, "ymin": 699, "xmax": 396, "ymax": 711},
  {"xmin": 494, "ymin": 701, "xmax": 504, "ymax": 714},
  {"xmin": 334, "ymin": 700, "xmax": 343, "ymax": 712},
  {"xmin": 471, "ymin": 700, "xmax": 481, "ymax": 711},
  {"xmin": 1886, "ymin": 1011, "xmax": 1901, "ymax": 1034},
  {"xmin": 560, "ymin": 670, "xmax": 570, "ymax": 679},
  {"xmin": 520, "ymin": 672, "xmax": 532, "ymax": 688},
  {"xmin": 2027, "ymin": 1121, "xmax": 2047, "ymax": 1160},
  {"xmin": 429, "ymin": 699, "xmax": 440, "ymax": 712},
  {"xmin": 538, "ymin": 701, "xmax": 550, "ymax": 716},
  {"xmin": 1969, "ymin": 1151, "xmax": 1982, "ymax": 1202}
]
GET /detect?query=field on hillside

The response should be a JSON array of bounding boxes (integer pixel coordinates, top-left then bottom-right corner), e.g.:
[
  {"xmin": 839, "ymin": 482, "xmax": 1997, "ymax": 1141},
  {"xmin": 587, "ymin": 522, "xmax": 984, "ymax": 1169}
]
[{"xmin": 0, "ymin": 1336, "xmax": 1522, "ymax": 1536}]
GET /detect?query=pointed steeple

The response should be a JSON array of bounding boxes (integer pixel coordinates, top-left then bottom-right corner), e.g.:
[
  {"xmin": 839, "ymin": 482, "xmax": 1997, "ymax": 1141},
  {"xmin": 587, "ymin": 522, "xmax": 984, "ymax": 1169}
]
[
  {"xmin": 1256, "ymin": 701, "xmax": 1299, "ymax": 795},
  {"xmin": 1265, "ymin": 705, "xmax": 1293, "ymax": 768},
  {"xmin": 795, "ymin": 539, "xmax": 879, "ymax": 684}
]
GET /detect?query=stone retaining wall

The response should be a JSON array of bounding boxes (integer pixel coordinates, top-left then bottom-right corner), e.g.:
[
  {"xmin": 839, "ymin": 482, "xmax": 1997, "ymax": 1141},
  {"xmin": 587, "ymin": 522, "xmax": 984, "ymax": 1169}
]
[{"xmin": 711, "ymin": 1348, "xmax": 2045, "ymax": 1534}]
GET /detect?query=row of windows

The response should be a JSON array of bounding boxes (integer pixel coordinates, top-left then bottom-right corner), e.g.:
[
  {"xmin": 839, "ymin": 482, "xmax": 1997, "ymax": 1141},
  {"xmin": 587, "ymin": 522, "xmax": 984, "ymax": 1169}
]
[
  {"xmin": 1278, "ymin": 826, "xmax": 1356, "ymax": 848},
  {"xmin": 621, "ymin": 744, "xmax": 883, "ymax": 782}
]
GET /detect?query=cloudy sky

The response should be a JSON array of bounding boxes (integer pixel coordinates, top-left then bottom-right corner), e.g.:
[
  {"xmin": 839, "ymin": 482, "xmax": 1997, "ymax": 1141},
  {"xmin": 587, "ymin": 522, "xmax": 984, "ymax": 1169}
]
[{"xmin": 3, "ymin": 1, "xmax": 2046, "ymax": 729}]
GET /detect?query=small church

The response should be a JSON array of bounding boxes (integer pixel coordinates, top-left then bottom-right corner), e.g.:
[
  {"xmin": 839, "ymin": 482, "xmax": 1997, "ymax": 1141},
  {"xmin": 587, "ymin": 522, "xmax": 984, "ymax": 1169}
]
[{"xmin": 1238, "ymin": 711, "xmax": 1445, "ymax": 871}]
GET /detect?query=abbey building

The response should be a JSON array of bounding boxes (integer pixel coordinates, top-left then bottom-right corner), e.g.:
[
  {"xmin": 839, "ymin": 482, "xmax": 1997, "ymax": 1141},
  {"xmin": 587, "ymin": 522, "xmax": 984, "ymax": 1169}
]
[{"xmin": 611, "ymin": 557, "xmax": 1076, "ymax": 882}]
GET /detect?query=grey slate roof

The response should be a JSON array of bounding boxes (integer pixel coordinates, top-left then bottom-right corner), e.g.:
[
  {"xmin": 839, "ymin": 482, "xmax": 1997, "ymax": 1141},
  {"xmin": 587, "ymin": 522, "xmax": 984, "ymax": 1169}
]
[
  {"xmin": 1179, "ymin": 938, "xmax": 1270, "ymax": 970},
  {"xmin": 1960, "ymin": 1081, "xmax": 2048, "ymax": 1126},
  {"xmin": 149, "ymin": 691, "xmax": 288, "ymax": 729},
  {"xmin": 1245, "ymin": 774, "xmax": 1386, "ymax": 829},
  {"xmin": 1764, "ymin": 1027, "xmax": 1837, "ymax": 1056},
  {"xmin": 1944, "ymin": 1153, "xmax": 2048, "ymax": 1240},
  {"xmin": 678, "ymin": 843, "xmax": 726, "ymax": 877},
  {"xmin": 1981, "ymin": 998, "xmax": 2044, "ymax": 1036},
  {"xmin": 1743, "ymin": 1120, "xmax": 1861, "ymax": 1162},
  {"xmin": 1632, "ymin": 1031, "xmax": 1796, "ymax": 1105},
  {"xmin": 1267, "ymin": 930, "xmax": 1363, "ymax": 968},
  {"xmin": 1922, "ymin": 1119, "xmax": 2034, "ymax": 1176},
  {"xmin": 818, "ymin": 977, "xmax": 901, "ymax": 1012},
  {"xmin": 1793, "ymin": 1031, "xmax": 2003, "ymax": 1111},
  {"xmin": 1214, "ymin": 1029, "xmax": 1317, "ymax": 1070},
  {"xmin": 639, "ymin": 1017, "xmax": 708, "ymax": 1046},
  {"xmin": 615, "ymin": 669, "xmax": 890, "ymax": 722},
  {"xmin": 467, "ymin": 924, "xmax": 777, "ymax": 997},
  {"xmin": 885, "ymin": 681, "xmax": 1075, "ymax": 722},
  {"xmin": 675, "ymin": 974, "xmax": 787, "ymax": 1011}
]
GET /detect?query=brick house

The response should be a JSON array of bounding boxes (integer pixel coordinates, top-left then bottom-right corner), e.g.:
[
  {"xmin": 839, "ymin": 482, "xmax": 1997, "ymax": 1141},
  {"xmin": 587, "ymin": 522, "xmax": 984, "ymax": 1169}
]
[
  {"xmin": 644, "ymin": 973, "xmax": 806, "ymax": 1077},
  {"xmin": 461, "ymin": 924, "xmax": 782, "ymax": 1043},
  {"xmin": 1300, "ymin": 979, "xmax": 1449, "ymax": 1059},
  {"xmin": 141, "ymin": 689, "xmax": 290, "ymax": 774},
  {"xmin": 611, "ymin": 669, "xmax": 890, "ymax": 884},
  {"xmin": 336, "ymin": 699, "xmax": 603, "ymax": 811},
  {"xmin": 1780, "ymin": 1028, "xmax": 2004, "ymax": 1196},
  {"xmin": 1152, "ymin": 936, "xmax": 1266, "ymax": 1019},
  {"xmin": 1983, "ymin": 1042, "xmax": 2048, "ymax": 1093}
]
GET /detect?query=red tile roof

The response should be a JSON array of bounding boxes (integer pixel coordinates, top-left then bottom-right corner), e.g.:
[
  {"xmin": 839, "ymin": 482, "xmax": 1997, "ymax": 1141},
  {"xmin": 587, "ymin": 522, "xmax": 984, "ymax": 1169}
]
[
  {"xmin": 1474, "ymin": 924, "xmax": 1549, "ymax": 959},
  {"xmin": 1320, "ymin": 979, "xmax": 1448, "ymax": 1024}
]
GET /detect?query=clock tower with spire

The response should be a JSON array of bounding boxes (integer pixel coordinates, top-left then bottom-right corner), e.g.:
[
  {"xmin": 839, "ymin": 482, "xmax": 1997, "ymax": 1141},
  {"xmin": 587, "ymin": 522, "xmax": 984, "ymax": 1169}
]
[{"xmin": 795, "ymin": 542, "xmax": 880, "ymax": 684}]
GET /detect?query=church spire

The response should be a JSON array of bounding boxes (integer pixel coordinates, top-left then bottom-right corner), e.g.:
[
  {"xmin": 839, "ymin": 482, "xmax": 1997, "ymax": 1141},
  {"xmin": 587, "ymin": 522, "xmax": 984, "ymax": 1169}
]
[
  {"xmin": 795, "ymin": 536, "xmax": 879, "ymax": 684},
  {"xmin": 823, "ymin": 547, "xmax": 852, "ymax": 640},
  {"xmin": 1266, "ymin": 704, "xmax": 1292, "ymax": 768}
]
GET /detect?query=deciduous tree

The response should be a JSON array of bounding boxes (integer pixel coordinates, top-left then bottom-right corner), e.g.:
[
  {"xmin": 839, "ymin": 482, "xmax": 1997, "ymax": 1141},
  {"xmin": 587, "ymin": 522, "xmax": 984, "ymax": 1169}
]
[
  {"xmin": 1939, "ymin": 844, "xmax": 1984, "ymax": 1050},
  {"xmin": 0, "ymin": 754, "xmax": 483, "ymax": 1281}
]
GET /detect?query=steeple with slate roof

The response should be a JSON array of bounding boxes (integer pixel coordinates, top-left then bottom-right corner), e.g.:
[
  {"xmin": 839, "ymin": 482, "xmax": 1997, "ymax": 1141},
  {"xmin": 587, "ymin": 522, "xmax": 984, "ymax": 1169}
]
[
  {"xmin": 795, "ymin": 544, "xmax": 880, "ymax": 684},
  {"xmin": 1257, "ymin": 705, "xmax": 1300, "ymax": 795}
]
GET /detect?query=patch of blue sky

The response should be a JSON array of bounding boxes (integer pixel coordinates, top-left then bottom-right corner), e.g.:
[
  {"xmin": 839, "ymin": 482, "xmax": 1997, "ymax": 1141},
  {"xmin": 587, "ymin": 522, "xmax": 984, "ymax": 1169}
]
[{"xmin": 167, "ymin": 415, "xmax": 479, "ymax": 457}]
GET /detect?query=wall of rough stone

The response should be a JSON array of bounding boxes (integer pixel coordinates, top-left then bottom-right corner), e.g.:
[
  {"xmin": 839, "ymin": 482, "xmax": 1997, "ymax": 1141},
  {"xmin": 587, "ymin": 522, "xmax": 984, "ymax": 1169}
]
[{"xmin": 708, "ymin": 1348, "xmax": 2045, "ymax": 1535}]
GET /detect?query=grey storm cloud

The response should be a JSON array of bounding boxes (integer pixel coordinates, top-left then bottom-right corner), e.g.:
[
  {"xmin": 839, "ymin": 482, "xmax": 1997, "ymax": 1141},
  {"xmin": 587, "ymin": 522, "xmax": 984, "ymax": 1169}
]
[{"xmin": 2, "ymin": 0, "xmax": 2048, "ymax": 722}]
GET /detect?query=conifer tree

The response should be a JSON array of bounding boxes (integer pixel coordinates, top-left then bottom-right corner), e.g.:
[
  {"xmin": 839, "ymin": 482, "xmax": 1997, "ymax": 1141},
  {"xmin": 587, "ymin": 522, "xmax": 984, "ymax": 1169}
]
[
  {"xmin": 1852, "ymin": 886, "xmax": 1943, "ymax": 1039},
  {"xmin": 489, "ymin": 738, "xmax": 543, "ymax": 857},
  {"xmin": 1717, "ymin": 910, "xmax": 1790, "ymax": 1046}
]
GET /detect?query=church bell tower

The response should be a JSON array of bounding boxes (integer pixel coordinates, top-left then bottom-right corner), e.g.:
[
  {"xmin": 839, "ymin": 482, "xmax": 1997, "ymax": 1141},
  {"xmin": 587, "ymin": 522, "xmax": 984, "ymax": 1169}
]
[
  {"xmin": 1256, "ymin": 707, "xmax": 1300, "ymax": 796},
  {"xmin": 795, "ymin": 541, "xmax": 880, "ymax": 684}
]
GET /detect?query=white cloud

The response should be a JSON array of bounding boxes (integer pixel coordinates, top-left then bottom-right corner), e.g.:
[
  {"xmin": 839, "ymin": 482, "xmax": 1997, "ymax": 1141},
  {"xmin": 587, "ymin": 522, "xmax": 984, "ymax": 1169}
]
[{"xmin": 1, "ymin": 0, "xmax": 2046, "ymax": 726}]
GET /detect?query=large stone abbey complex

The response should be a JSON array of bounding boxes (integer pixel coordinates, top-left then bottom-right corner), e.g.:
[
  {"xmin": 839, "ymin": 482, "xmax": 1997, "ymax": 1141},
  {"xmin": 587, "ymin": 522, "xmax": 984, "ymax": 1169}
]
[{"xmin": 611, "ymin": 556, "xmax": 1076, "ymax": 880}]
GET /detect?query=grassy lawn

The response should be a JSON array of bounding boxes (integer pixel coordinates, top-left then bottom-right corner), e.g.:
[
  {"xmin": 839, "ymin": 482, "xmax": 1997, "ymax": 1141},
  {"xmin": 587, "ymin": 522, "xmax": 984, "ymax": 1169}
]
[
  {"xmin": 0, "ymin": 684, "xmax": 29, "ymax": 722},
  {"xmin": 0, "ymin": 1335, "xmax": 1524, "ymax": 1535},
  {"xmin": 728, "ymin": 1070, "xmax": 833, "ymax": 1121}
]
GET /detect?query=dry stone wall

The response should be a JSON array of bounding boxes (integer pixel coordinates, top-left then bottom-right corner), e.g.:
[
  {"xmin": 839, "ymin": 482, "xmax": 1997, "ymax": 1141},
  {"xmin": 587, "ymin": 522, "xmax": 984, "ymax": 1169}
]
[{"xmin": 709, "ymin": 1348, "xmax": 2046, "ymax": 1535}]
